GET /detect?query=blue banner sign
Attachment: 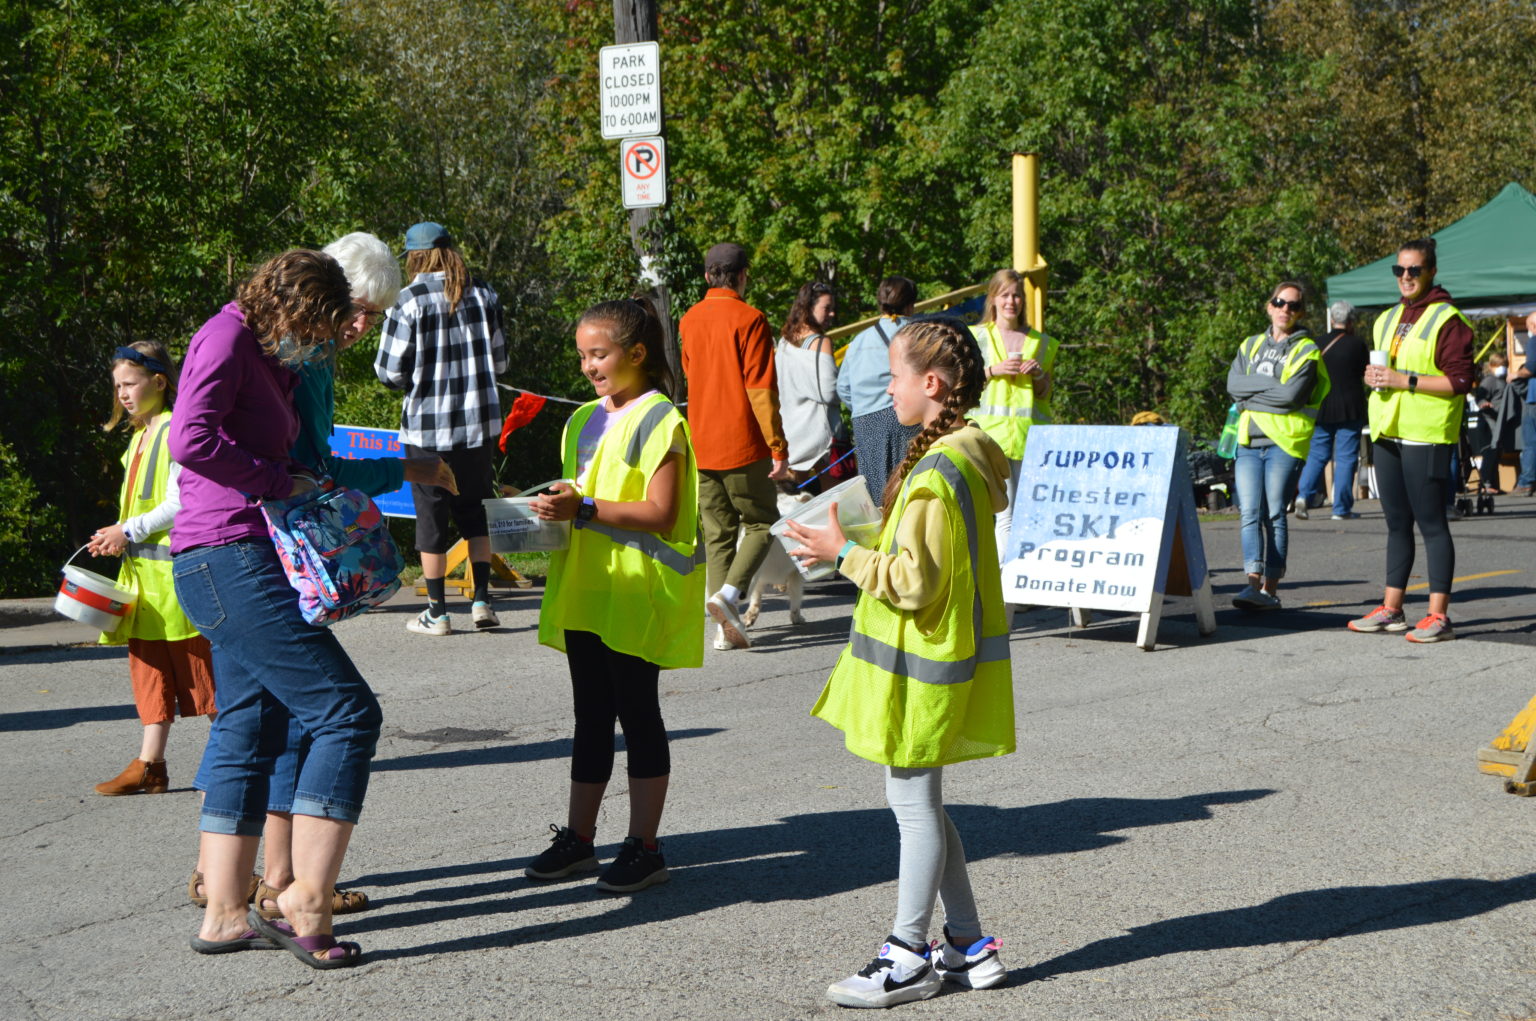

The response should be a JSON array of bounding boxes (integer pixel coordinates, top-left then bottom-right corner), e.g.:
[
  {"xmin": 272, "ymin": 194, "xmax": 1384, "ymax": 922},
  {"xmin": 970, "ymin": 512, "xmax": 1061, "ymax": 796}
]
[
  {"xmin": 329, "ymin": 424, "xmax": 414, "ymax": 518},
  {"xmin": 1001, "ymin": 425, "xmax": 1207, "ymax": 613}
]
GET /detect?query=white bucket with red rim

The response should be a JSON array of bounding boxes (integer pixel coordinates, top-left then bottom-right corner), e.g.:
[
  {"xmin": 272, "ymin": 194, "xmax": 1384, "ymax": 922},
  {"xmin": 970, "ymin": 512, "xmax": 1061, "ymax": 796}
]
[{"xmin": 54, "ymin": 545, "xmax": 135, "ymax": 632}]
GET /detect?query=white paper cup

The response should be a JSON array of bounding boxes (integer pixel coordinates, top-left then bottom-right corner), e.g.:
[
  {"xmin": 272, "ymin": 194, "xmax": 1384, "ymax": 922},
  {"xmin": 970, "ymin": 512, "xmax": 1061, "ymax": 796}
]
[{"xmin": 1369, "ymin": 350, "xmax": 1387, "ymax": 367}]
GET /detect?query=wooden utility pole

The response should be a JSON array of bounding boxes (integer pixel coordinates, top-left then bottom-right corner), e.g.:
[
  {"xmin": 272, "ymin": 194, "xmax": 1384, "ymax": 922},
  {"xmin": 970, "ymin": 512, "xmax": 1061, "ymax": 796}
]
[{"xmin": 612, "ymin": 0, "xmax": 680, "ymax": 387}]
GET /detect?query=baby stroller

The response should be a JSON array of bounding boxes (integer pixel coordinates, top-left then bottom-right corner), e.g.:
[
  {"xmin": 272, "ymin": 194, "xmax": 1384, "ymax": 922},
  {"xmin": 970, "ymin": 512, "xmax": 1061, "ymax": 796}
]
[{"xmin": 1457, "ymin": 381, "xmax": 1520, "ymax": 516}]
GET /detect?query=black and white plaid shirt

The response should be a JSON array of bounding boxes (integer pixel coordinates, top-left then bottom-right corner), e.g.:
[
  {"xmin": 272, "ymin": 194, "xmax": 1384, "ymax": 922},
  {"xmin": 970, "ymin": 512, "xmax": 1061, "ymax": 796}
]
[{"xmin": 375, "ymin": 272, "xmax": 507, "ymax": 450}]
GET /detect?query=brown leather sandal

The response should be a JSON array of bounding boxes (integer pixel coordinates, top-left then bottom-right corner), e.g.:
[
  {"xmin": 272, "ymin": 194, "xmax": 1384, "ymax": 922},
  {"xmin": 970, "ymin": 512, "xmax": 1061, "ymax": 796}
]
[
  {"xmin": 252, "ymin": 880, "xmax": 371, "ymax": 920},
  {"xmin": 187, "ymin": 870, "xmax": 262, "ymax": 908}
]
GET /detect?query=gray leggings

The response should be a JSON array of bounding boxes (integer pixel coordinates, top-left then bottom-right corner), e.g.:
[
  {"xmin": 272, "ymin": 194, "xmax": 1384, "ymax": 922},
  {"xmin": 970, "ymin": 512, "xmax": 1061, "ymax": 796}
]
[{"xmin": 886, "ymin": 766, "xmax": 982, "ymax": 948}]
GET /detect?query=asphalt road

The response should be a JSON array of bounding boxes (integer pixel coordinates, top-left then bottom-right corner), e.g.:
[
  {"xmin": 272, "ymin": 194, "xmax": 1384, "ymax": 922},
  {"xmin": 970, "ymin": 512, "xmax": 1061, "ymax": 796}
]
[{"xmin": 2, "ymin": 498, "xmax": 1535, "ymax": 1020}]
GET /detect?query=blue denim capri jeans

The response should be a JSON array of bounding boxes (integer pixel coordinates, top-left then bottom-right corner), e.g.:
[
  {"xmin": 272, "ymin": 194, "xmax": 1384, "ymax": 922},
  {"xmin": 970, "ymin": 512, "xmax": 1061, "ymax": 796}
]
[{"xmin": 173, "ymin": 541, "xmax": 381, "ymax": 836}]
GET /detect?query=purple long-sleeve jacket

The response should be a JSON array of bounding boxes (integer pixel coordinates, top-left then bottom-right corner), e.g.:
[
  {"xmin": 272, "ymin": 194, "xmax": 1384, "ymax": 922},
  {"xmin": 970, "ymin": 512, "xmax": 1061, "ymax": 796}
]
[{"xmin": 168, "ymin": 302, "xmax": 299, "ymax": 553}]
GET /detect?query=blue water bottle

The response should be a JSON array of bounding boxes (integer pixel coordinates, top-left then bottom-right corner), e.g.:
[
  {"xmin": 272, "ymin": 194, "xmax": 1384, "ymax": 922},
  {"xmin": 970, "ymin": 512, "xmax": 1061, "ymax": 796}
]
[{"xmin": 1216, "ymin": 403, "xmax": 1240, "ymax": 459}]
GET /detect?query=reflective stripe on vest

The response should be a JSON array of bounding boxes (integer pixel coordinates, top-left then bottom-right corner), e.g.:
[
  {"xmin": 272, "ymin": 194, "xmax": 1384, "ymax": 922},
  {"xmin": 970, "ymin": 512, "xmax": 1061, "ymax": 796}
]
[
  {"xmin": 848, "ymin": 452, "xmax": 1008, "ymax": 686},
  {"xmin": 975, "ymin": 403, "xmax": 1052, "ymax": 423},
  {"xmin": 577, "ymin": 520, "xmax": 705, "ymax": 576},
  {"xmin": 126, "ymin": 541, "xmax": 173, "ymax": 562},
  {"xmin": 624, "ymin": 401, "xmax": 676, "ymax": 466},
  {"xmin": 1367, "ymin": 302, "xmax": 1466, "ymax": 444},
  {"xmin": 137, "ymin": 422, "xmax": 167, "ymax": 502}
]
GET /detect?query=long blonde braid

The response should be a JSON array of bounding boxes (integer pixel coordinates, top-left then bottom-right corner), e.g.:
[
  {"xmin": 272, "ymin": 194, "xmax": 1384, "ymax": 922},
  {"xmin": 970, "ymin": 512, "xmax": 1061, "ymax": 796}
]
[{"xmin": 879, "ymin": 318, "xmax": 987, "ymax": 522}]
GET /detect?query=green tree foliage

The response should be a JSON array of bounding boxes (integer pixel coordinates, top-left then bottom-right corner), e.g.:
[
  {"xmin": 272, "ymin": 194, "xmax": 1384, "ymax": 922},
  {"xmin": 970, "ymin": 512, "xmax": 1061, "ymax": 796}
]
[
  {"xmin": 538, "ymin": 0, "xmax": 991, "ymax": 327},
  {"xmin": 928, "ymin": 0, "xmax": 1345, "ymax": 432},
  {"xmin": 0, "ymin": 0, "xmax": 371, "ymax": 594},
  {"xmin": 1270, "ymin": 0, "xmax": 1536, "ymax": 262}
]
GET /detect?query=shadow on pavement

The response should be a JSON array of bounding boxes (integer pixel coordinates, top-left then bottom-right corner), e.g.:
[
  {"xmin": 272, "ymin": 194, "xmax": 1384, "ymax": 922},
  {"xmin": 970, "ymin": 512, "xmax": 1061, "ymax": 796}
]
[
  {"xmin": 0, "ymin": 702, "xmax": 138, "ymax": 732},
  {"xmin": 1018, "ymin": 872, "xmax": 1536, "ymax": 983},
  {"xmin": 344, "ymin": 787, "xmax": 1275, "ymax": 960},
  {"xmin": 370, "ymin": 726, "xmax": 724, "ymax": 773}
]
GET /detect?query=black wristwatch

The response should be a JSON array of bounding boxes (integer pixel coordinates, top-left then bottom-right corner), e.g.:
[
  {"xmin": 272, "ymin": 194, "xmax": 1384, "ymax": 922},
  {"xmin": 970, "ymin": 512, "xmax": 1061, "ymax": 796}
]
[
  {"xmin": 576, "ymin": 496, "xmax": 597, "ymax": 522},
  {"xmin": 1407, "ymin": 373, "xmax": 1419, "ymax": 393}
]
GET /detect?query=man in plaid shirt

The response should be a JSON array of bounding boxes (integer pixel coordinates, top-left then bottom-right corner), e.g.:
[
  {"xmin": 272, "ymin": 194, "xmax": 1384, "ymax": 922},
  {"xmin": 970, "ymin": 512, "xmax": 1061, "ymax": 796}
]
[{"xmin": 375, "ymin": 221, "xmax": 508, "ymax": 636}]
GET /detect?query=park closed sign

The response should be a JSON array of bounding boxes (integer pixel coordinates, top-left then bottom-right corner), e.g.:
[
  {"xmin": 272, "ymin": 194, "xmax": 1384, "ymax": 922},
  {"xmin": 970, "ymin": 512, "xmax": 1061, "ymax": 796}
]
[
  {"xmin": 1002, "ymin": 425, "xmax": 1214, "ymax": 648},
  {"xmin": 599, "ymin": 42, "xmax": 661, "ymax": 139}
]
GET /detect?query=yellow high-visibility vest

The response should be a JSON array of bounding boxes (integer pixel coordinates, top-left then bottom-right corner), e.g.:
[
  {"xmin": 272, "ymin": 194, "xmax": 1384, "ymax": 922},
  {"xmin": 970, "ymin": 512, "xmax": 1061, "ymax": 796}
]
[
  {"xmin": 970, "ymin": 321, "xmax": 1060, "ymax": 459},
  {"xmin": 1237, "ymin": 333, "xmax": 1330, "ymax": 460},
  {"xmin": 1367, "ymin": 302, "xmax": 1469, "ymax": 444},
  {"xmin": 538, "ymin": 393, "xmax": 705, "ymax": 669},
  {"xmin": 102, "ymin": 412, "xmax": 198, "ymax": 645},
  {"xmin": 811, "ymin": 443, "xmax": 1015, "ymax": 768}
]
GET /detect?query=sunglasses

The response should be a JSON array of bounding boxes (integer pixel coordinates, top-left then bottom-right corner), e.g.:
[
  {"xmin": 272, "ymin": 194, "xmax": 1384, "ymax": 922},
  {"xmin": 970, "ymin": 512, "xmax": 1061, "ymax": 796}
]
[
  {"xmin": 1269, "ymin": 298, "xmax": 1303, "ymax": 312},
  {"xmin": 1391, "ymin": 264, "xmax": 1425, "ymax": 279}
]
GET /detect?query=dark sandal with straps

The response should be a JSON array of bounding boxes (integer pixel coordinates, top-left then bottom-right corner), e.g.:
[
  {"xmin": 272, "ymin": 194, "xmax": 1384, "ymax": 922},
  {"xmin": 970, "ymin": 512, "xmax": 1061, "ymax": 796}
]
[
  {"xmin": 246, "ymin": 911, "xmax": 363, "ymax": 970},
  {"xmin": 187, "ymin": 870, "xmax": 262, "ymax": 909},
  {"xmin": 252, "ymin": 880, "xmax": 371, "ymax": 920}
]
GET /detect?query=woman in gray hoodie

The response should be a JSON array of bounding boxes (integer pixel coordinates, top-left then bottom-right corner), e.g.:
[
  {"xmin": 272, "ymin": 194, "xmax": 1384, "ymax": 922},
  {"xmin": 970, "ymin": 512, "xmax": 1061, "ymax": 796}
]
[{"xmin": 1225, "ymin": 281, "xmax": 1328, "ymax": 611}]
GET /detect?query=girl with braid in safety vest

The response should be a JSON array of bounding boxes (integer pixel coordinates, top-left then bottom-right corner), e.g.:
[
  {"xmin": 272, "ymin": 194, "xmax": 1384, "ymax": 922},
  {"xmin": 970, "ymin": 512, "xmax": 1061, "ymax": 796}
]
[
  {"xmin": 526, "ymin": 296, "xmax": 704, "ymax": 893},
  {"xmin": 1225, "ymin": 280, "xmax": 1329, "ymax": 612},
  {"xmin": 88, "ymin": 342, "xmax": 216, "ymax": 796},
  {"xmin": 784, "ymin": 317, "xmax": 1015, "ymax": 1008}
]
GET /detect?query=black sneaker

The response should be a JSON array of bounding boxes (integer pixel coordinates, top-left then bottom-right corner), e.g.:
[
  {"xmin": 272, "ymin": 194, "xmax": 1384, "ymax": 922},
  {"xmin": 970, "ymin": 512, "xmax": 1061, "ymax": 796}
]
[
  {"xmin": 594, "ymin": 836, "xmax": 669, "ymax": 892},
  {"xmin": 524, "ymin": 824, "xmax": 599, "ymax": 880}
]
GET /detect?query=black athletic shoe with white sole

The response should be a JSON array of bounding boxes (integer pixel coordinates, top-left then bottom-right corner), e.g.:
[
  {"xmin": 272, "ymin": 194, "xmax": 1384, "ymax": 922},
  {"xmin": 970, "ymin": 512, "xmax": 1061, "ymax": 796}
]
[
  {"xmin": 524, "ymin": 824, "xmax": 599, "ymax": 880},
  {"xmin": 594, "ymin": 836, "xmax": 669, "ymax": 892}
]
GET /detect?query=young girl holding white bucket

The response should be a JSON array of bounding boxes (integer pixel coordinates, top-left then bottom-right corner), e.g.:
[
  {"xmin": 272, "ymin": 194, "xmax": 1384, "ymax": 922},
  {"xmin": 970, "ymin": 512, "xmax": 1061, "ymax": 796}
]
[{"xmin": 86, "ymin": 342, "xmax": 215, "ymax": 796}]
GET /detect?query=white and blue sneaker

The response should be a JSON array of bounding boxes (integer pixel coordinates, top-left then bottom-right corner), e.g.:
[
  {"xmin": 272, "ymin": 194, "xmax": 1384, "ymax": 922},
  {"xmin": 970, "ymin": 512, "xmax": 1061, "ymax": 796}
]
[
  {"xmin": 932, "ymin": 930, "xmax": 1006, "ymax": 990},
  {"xmin": 826, "ymin": 937, "xmax": 942, "ymax": 1008}
]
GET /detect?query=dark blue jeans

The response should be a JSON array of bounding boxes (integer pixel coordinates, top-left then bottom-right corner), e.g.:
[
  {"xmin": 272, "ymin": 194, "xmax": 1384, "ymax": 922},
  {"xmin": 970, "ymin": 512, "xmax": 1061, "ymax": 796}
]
[
  {"xmin": 1296, "ymin": 421, "xmax": 1363, "ymax": 516},
  {"xmin": 173, "ymin": 541, "xmax": 381, "ymax": 835}
]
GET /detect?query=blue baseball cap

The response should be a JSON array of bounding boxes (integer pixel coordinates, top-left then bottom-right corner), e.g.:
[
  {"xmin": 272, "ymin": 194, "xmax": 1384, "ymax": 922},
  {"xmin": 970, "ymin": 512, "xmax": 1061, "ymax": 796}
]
[{"xmin": 404, "ymin": 221, "xmax": 452, "ymax": 252}]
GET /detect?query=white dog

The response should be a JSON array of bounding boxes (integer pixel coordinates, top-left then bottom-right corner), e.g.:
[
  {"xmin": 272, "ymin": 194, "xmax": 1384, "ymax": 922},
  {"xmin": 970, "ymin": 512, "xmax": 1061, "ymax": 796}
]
[{"xmin": 712, "ymin": 489, "xmax": 810, "ymax": 651}]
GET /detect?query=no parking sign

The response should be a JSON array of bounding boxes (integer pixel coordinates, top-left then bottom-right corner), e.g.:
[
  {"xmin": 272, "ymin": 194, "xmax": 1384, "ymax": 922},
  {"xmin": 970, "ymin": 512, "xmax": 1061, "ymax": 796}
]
[{"xmin": 620, "ymin": 136, "xmax": 666, "ymax": 209}]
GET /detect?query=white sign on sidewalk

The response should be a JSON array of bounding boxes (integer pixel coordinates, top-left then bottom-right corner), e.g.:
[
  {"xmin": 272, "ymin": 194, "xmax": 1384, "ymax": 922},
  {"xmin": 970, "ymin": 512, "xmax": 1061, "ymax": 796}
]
[
  {"xmin": 599, "ymin": 42, "xmax": 661, "ymax": 139},
  {"xmin": 620, "ymin": 136, "xmax": 666, "ymax": 209},
  {"xmin": 1002, "ymin": 424, "xmax": 1215, "ymax": 649}
]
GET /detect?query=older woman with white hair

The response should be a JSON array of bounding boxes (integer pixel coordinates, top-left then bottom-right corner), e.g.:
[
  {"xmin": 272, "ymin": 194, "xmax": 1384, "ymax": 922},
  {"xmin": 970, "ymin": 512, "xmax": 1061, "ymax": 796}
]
[{"xmin": 186, "ymin": 233, "xmax": 455, "ymax": 928}]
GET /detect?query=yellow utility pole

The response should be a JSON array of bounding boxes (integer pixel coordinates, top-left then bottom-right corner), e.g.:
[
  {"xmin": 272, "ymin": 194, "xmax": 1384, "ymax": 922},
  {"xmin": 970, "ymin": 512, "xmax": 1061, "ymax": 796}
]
[{"xmin": 1012, "ymin": 152, "xmax": 1048, "ymax": 332}]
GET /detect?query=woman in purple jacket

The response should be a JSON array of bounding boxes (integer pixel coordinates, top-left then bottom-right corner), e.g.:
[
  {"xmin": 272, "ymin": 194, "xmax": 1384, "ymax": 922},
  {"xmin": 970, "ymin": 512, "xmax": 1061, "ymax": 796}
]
[{"xmin": 170, "ymin": 249, "xmax": 380, "ymax": 969}]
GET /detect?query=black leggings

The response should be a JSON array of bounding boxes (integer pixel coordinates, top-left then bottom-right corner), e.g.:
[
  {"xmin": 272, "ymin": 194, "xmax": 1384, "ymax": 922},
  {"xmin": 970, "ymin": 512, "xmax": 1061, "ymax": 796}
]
[
  {"xmin": 1373, "ymin": 439, "xmax": 1454, "ymax": 594},
  {"xmin": 565, "ymin": 629, "xmax": 670, "ymax": 784}
]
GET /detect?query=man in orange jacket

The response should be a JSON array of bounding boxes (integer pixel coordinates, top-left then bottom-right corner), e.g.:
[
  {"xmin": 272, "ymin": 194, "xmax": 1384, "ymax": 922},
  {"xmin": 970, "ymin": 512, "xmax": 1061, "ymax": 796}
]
[{"xmin": 678, "ymin": 242, "xmax": 789, "ymax": 651}]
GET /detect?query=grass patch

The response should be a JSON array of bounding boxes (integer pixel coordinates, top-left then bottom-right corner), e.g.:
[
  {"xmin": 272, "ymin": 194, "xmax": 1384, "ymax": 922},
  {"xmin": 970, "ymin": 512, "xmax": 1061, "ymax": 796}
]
[{"xmin": 396, "ymin": 551, "xmax": 552, "ymax": 586}]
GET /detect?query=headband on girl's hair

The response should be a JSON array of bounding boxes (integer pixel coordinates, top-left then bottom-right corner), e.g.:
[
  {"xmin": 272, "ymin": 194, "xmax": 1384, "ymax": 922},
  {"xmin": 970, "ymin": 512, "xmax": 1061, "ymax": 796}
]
[{"xmin": 114, "ymin": 346, "xmax": 169, "ymax": 375}]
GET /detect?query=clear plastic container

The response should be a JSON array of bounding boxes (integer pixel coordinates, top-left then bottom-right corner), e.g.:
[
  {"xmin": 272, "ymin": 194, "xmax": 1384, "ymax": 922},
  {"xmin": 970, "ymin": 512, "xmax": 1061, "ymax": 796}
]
[
  {"xmin": 769, "ymin": 476, "xmax": 883, "ymax": 581},
  {"xmin": 483, "ymin": 479, "xmax": 573, "ymax": 553}
]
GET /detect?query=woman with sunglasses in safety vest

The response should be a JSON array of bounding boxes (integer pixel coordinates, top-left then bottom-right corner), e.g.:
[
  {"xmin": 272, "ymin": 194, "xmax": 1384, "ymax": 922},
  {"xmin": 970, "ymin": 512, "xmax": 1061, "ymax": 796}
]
[
  {"xmin": 1225, "ymin": 281, "xmax": 1329, "ymax": 612},
  {"xmin": 1348, "ymin": 238, "xmax": 1475, "ymax": 643}
]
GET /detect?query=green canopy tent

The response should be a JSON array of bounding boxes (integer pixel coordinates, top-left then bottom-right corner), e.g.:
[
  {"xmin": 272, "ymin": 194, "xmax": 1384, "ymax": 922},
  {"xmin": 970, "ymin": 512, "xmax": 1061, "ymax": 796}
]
[{"xmin": 1326, "ymin": 182, "xmax": 1536, "ymax": 317}]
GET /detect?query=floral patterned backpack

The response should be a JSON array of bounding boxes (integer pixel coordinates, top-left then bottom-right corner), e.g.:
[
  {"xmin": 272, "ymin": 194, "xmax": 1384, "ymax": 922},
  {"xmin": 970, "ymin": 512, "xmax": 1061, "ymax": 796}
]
[{"xmin": 261, "ymin": 480, "xmax": 403, "ymax": 626}]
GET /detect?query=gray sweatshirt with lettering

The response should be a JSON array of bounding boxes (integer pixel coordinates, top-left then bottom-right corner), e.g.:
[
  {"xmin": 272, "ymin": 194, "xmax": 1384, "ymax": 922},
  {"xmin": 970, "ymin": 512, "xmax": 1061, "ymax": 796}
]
[{"xmin": 1226, "ymin": 328, "xmax": 1320, "ymax": 414}]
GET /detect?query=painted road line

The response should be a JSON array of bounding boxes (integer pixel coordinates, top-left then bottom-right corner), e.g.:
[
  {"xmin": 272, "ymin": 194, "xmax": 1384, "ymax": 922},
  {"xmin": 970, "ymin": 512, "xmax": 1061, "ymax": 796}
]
[
  {"xmin": 1406, "ymin": 569, "xmax": 1521, "ymax": 592},
  {"xmin": 1305, "ymin": 569, "xmax": 1523, "ymax": 606}
]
